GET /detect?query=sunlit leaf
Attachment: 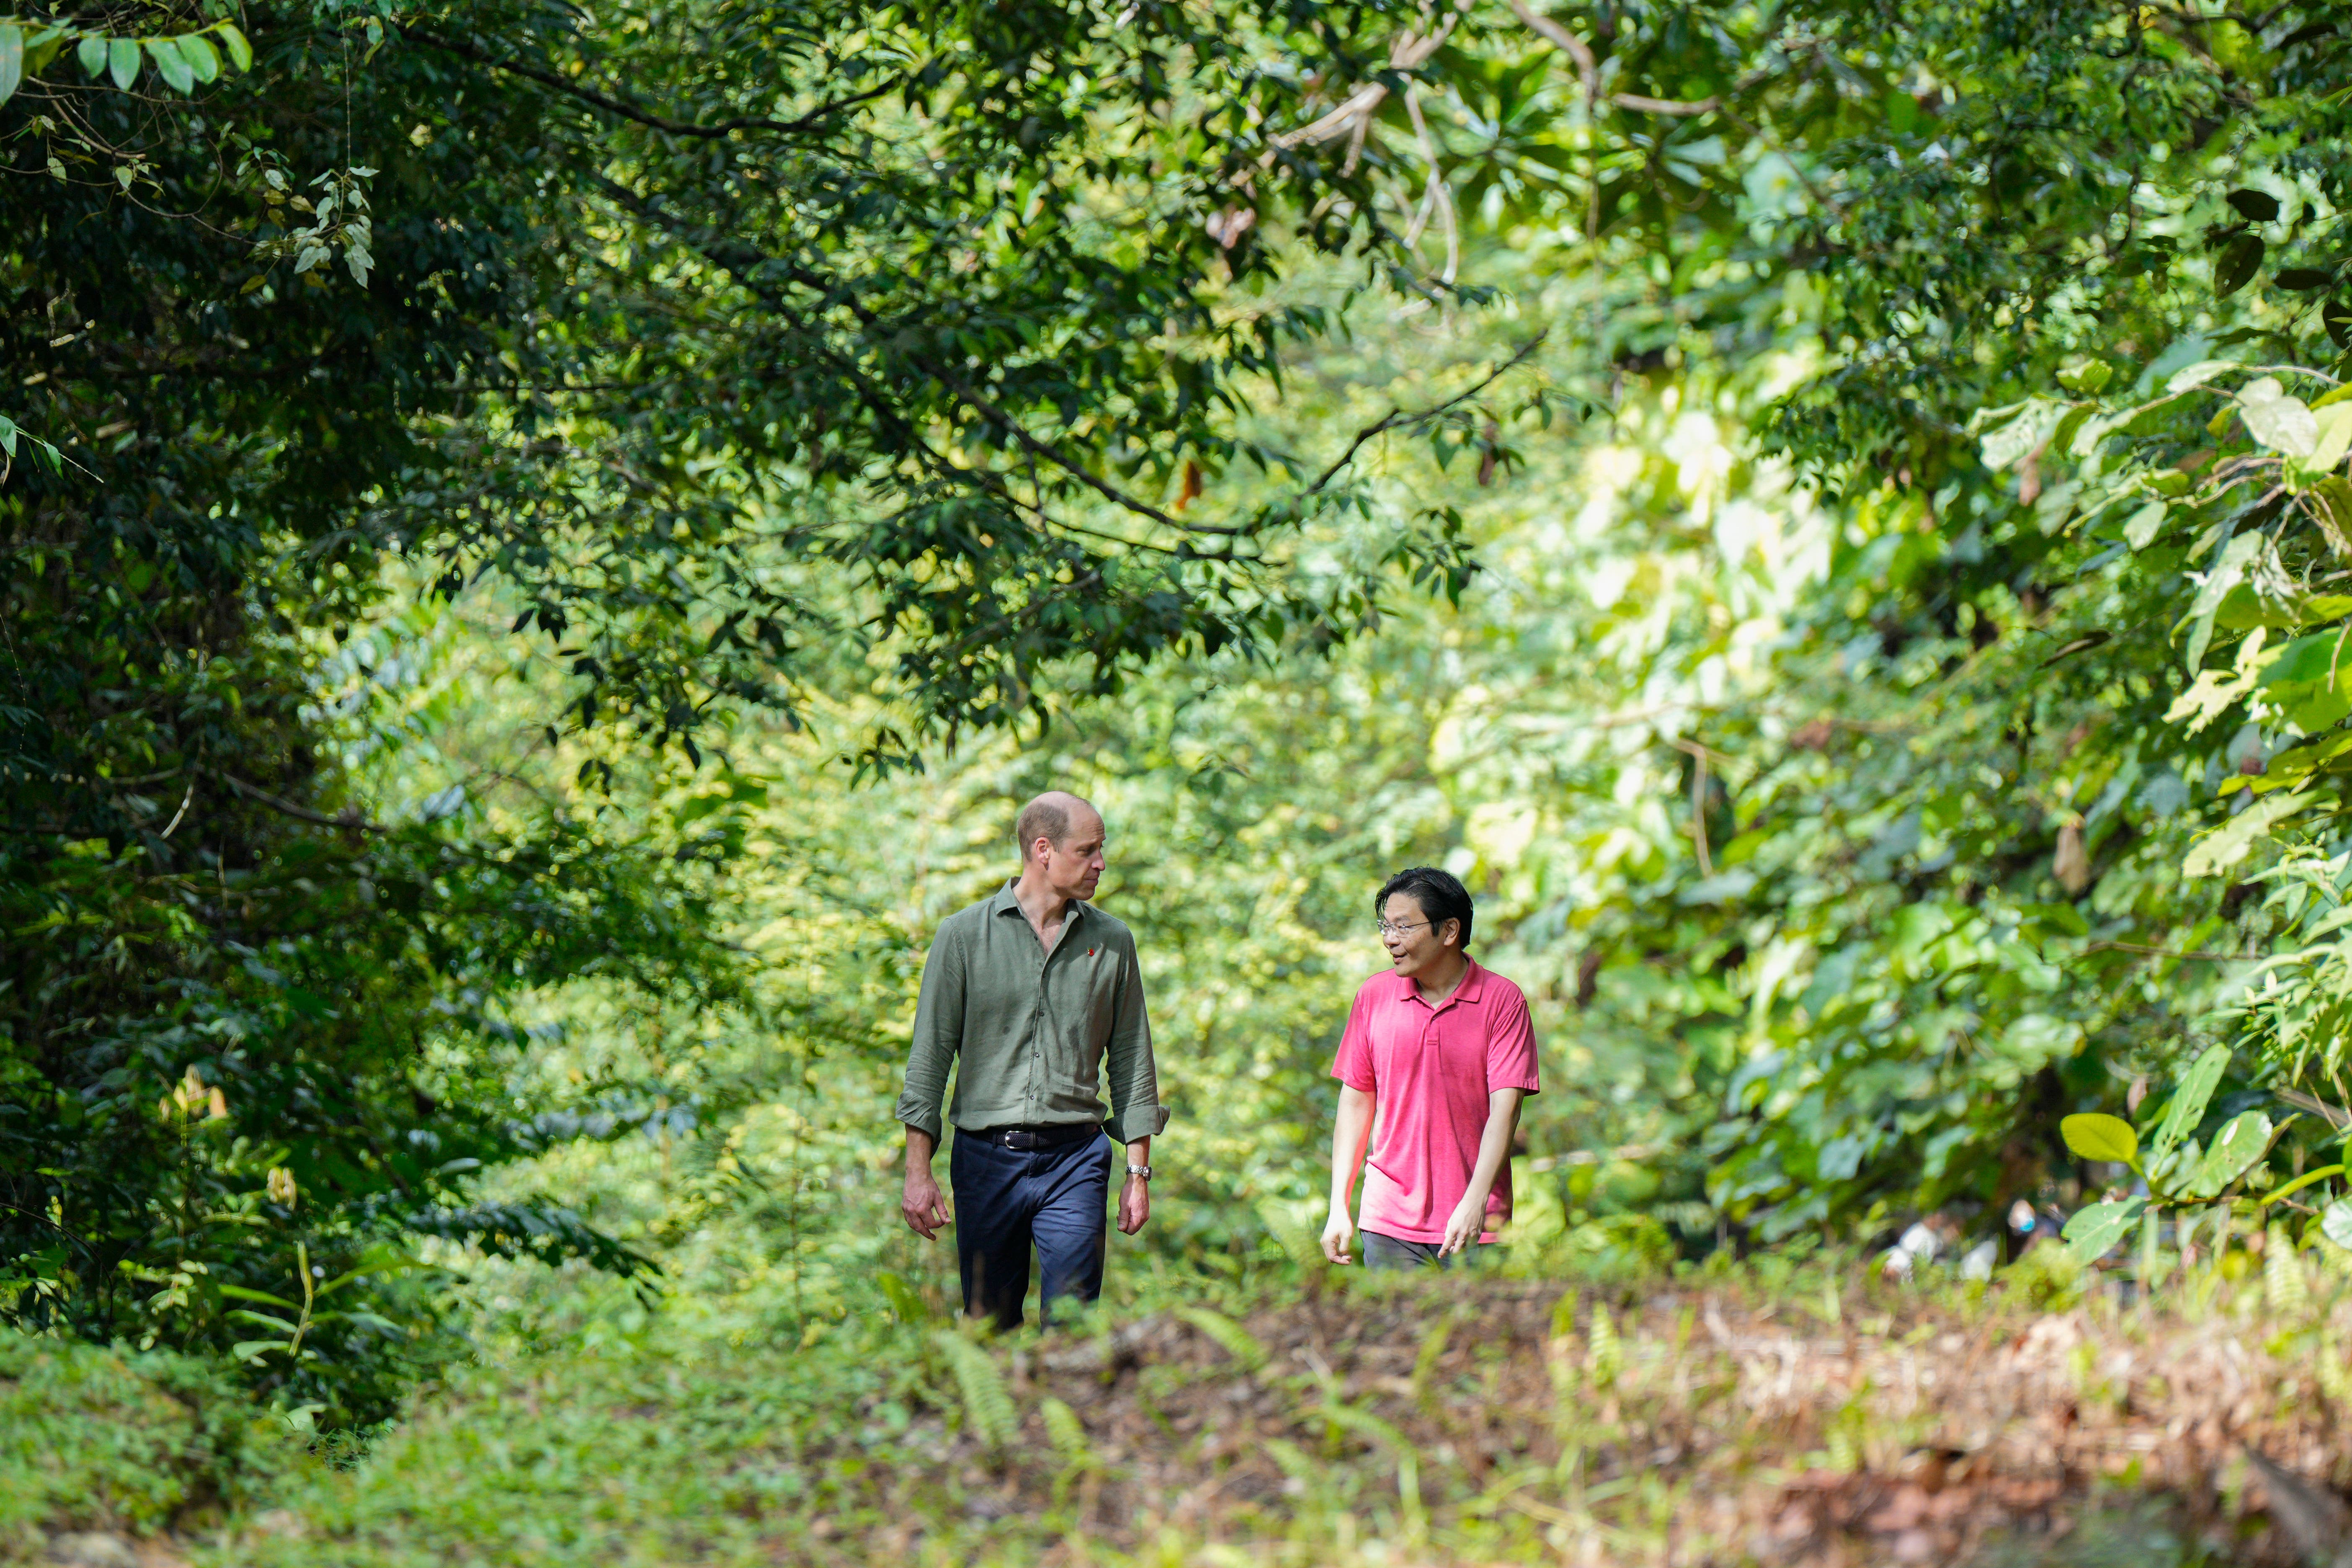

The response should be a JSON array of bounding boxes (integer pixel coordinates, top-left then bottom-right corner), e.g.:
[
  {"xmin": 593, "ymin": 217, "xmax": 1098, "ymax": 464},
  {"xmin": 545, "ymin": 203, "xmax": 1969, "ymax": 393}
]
[
  {"xmin": 2060, "ymin": 1112, "xmax": 2138, "ymax": 1166},
  {"xmin": 2151, "ymin": 1044, "xmax": 2230, "ymax": 1154},
  {"xmin": 177, "ymin": 34, "xmax": 219, "ymax": 84},
  {"xmin": 2166, "ymin": 360, "xmax": 2236, "ymax": 394},
  {"xmin": 2241, "ymin": 377, "xmax": 2318, "ymax": 457}
]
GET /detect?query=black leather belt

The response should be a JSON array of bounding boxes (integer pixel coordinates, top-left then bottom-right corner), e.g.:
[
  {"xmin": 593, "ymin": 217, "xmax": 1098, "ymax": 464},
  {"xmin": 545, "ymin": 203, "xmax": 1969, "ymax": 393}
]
[{"xmin": 967, "ymin": 1122, "xmax": 1101, "ymax": 1150}]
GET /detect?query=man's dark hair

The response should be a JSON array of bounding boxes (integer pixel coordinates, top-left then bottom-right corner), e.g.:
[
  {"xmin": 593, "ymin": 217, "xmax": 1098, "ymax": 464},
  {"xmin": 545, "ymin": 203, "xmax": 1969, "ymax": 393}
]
[{"xmin": 1376, "ymin": 867, "xmax": 1473, "ymax": 950}]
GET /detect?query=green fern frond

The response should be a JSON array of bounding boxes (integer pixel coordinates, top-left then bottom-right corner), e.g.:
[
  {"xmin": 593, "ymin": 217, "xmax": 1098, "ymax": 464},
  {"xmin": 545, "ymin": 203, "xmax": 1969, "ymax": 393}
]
[
  {"xmin": 2321, "ymin": 1331, "xmax": 2352, "ymax": 1407},
  {"xmin": 1548, "ymin": 1288, "xmax": 1579, "ymax": 1342},
  {"xmin": 1588, "ymin": 1303, "xmax": 1621, "ymax": 1387},
  {"xmin": 1318, "ymin": 1399, "xmax": 1410, "ymax": 1452},
  {"xmin": 1409, "ymin": 1307, "xmax": 1459, "ymax": 1397},
  {"xmin": 1256, "ymin": 1199, "xmax": 1320, "ymax": 1269},
  {"xmin": 2267, "ymin": 1222, "xmax": 2311, "ymax": 1317},
  {"xmin": 1175, "ymin": 1306, "xmax": 1267, "ymax": 1372},
  {"xmin": 1039, "ymin": 1395, "xmax": 1090, "ymax": 1464},
  {"xmin": 933, "ymin": 1330, "xmax": 1017, "ymax": 1449}
]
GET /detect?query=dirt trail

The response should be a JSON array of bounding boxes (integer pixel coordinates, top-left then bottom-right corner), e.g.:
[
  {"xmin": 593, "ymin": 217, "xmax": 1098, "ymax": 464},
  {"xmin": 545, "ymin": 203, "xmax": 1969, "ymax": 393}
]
[{"xmin": 959, "ymin": 1269, "xmax": 2350, "ymax": 1565}]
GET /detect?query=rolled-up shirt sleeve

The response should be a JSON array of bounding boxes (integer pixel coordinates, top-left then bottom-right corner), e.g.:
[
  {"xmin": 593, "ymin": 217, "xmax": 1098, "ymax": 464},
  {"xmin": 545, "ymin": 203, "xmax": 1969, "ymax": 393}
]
[
  {"xmin": 1102, "ymin": 937, "xmax": 1169, "ymax": 1143},
  {"xmin": 895, "ymin": 921, "xmax": 965, "ymax": 1141}
]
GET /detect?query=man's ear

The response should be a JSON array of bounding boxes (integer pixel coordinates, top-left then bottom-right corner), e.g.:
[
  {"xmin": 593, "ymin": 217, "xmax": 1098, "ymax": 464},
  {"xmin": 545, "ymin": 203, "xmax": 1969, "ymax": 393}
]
[{"xmin": 1441, "ymin": 918, "xmax": 1463, "ymax": 950}]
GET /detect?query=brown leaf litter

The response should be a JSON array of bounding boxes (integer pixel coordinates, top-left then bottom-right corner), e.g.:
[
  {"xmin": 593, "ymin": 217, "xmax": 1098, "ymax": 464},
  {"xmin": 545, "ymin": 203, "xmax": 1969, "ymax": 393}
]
[{"xmin": 932, "ymin": 1268, "xmax": 2352, "ymax": 1565}]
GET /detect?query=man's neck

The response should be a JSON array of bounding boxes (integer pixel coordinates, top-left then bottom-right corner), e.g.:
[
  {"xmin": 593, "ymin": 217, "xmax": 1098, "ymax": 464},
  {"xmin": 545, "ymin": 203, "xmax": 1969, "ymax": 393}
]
[
  {"xmin": 1412, "ymin": 952, "xmax": 1471, "ymax": 1006},
  {"xmin": 1012, "ymin": 869, "xmax": 1075, "ymax": 946}
]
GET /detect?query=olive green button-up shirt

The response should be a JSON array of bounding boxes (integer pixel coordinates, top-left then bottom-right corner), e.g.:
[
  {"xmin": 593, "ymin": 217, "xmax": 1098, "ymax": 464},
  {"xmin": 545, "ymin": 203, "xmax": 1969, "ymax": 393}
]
[{"xmin": 895, "ymin": 882, "xmax": 1170, "ymax": 1145}]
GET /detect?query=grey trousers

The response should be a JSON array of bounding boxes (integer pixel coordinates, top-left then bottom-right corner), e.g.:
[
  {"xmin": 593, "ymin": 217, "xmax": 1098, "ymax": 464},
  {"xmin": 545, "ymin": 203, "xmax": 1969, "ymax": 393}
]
[{"xmin": 1361, "ymin": 1229, "xmax": 1480, "ymax": 1271}]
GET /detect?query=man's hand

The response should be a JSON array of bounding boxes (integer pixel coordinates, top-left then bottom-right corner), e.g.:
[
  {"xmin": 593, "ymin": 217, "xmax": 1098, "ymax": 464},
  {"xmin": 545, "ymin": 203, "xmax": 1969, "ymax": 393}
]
[
  {"xmin": 901, "ymin": 1132, "xmax": 952, "ymax": 1240},
  {"xmin": 1117, "ymin": 1173, "xmax": 1150, "ymax": 1235},
  {"xmin": 1439, "ymin": 1193, "xmax": 1487, "ymax": 1257},
  {"xmin": 1321, "ymin": 1207, "xmax": 1356, "ymax": 1266},
  {"xmin": 903, "ymin": 1167, "xmax": 952, "ymax": 1238}
]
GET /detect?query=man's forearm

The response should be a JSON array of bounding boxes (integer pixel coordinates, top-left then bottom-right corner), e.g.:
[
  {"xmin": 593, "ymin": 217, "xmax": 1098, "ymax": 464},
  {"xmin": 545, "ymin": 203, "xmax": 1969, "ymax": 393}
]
[
  {"xmin": 905, "ymin": 1125, "xmax": 938, "ymax": 1173},
  {"xmin": 1125, "ymin": 1135, "xmax": 1150, "ymax": 1170},
  {"xmin": 1462, "ymin": 1090, "xmax": 1525, "ymax": 1207},
  {"xmin": 1328, "ymin": 1088, "xmax": 1374, "ymax": 1212}
]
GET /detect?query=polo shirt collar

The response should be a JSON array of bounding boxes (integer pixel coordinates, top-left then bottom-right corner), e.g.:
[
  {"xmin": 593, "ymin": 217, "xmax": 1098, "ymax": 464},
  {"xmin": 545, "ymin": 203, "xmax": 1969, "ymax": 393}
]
[{"xmin": 1395, "ymin": 957, "xmax": 1484, "ymax": 1010}]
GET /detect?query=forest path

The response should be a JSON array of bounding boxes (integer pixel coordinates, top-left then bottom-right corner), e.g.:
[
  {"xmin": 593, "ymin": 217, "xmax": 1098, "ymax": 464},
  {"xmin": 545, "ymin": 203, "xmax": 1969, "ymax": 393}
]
[
  {"xmin": 28, "ymin": 1262, "xmax": 2348, "ymax": 1567},
  {"xmin": 971, "ymin": 1267, "xmax": 2326, "ymax": 1565}
]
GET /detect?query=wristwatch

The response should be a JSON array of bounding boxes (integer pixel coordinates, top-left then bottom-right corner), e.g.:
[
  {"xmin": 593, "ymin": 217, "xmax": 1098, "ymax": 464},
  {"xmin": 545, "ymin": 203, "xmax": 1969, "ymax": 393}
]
[{"xmin": 1126, "ymin": 1163, "xmax": 1153, "ymax": 1180}]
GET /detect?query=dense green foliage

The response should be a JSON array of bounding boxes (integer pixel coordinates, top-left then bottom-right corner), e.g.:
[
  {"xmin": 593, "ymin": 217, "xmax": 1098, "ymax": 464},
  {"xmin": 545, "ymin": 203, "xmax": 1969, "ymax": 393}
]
[
  {"xmin": 1, "ymin": 0, "xmax": 1506, "ymax": 1420},
  {"xmin": 20, "ymin": 0, "xmax": 2352, "ymax": 1443},
  {"xmin": 1372, "ymin": 0, "xmax": 2352, "ymax": 1235}
]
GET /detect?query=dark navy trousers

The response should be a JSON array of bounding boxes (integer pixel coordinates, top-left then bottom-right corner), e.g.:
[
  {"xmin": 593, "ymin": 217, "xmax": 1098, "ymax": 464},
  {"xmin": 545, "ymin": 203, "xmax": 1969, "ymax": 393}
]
[{"xmin": 949, "ymin": 1131, "xmax": 1115, "ymax": 1331}]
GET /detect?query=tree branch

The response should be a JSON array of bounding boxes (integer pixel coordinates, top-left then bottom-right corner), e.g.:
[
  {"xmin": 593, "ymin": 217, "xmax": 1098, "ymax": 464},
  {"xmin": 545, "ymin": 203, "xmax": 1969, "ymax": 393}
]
[
  {"xmin": 1507, "ymin": 2, "xmax": 1723, "ymax": 115},
  {"xmin": 1307, "ymin": 333, "xmax": 1549, "ymax": 493},
  {"xmin": 219, "ymin": 772, "xmax": 388, "ymax": 834},
  {"xmin": 410, "ymin": 30, "xmax": 903, "ymax": 139},
  {"xmin": 1272, "ymin": 0, "xmax": 1469, "ymax": 171}
]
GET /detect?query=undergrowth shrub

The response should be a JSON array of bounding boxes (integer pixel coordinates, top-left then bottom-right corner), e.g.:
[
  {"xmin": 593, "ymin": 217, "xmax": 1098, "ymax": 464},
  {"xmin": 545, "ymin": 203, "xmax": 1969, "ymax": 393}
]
[{"xmin": 0, "ymin": 1328, "xmax": 293, "ymax": 1549}]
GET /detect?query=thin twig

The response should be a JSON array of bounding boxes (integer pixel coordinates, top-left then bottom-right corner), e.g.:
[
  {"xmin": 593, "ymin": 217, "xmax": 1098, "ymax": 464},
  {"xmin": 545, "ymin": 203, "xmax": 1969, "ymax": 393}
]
[
  {"xmin": 1666, "ymin": 737, "xmax": 1718, "ymax": 874},
  {"xmin": 410, "ymin": 30, "xmax": 904, "ymax": 139},
  {"xmin": 2080, "ymin": 940, "xmax": 2257, "ymax": 962},
  {"xmin": 1403, "ymin": 85, "xmax": 1459, "ymax": 284},
  {"xmin": 160, "ymin": 779, "xmax": 194, "ymax": 839},
  {"xmin": 1271, "ymin": 0, "xmax": 1468, "ymax": 169},
  {"xmin": 218, "ymin": 772, "xmax": 387, "ymax": 834},
  {"xmin": 1306, "ymin": 333, "xmax": 1549, "ymax": 493}
]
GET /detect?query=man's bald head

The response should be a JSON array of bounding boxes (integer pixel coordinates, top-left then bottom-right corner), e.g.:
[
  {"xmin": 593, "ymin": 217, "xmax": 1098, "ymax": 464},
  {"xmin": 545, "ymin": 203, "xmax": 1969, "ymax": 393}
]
[{"xmin": 1014, "ymin": 791, "xmax": 1101, "ymax": 864}]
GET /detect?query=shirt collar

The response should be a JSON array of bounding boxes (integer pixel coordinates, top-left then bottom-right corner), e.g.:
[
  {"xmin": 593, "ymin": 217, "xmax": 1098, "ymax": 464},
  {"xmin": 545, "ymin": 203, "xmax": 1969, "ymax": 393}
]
[
  {"xmin": 1395, "ymin": 957, "xmax": 1483, "ymax": 1009},
  {"xmin": 989, "ymin": 879, "xmax": 1090, "ymax": 923}
]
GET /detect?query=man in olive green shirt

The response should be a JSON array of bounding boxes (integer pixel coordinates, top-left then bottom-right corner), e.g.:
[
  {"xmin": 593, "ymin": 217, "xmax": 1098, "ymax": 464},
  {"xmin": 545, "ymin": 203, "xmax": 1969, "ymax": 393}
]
[{"xmin": 896, "ymin": 791, "xmax": 1168, "ymax": 1328}]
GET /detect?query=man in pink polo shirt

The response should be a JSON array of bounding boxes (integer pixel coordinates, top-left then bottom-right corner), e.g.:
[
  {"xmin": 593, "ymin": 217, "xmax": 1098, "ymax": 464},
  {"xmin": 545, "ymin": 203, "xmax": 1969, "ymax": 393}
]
[{"xmin": 1321, "ymin": 867, "xmax": 1539, "ymax": 1270}]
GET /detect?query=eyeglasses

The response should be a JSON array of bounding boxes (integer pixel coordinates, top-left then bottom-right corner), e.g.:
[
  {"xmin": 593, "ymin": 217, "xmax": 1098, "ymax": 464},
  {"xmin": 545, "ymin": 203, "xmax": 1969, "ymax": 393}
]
[{"xmin": 1376, "ymin": 919, "xmax": 1430, "ymax": 939}]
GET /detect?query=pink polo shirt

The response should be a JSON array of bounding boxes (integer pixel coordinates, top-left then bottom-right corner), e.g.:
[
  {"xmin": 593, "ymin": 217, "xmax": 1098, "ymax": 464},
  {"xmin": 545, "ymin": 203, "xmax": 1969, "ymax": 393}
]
[{"xmin": 1331, "ymin": 959, "xmax": 1540, "ymax": 1246}]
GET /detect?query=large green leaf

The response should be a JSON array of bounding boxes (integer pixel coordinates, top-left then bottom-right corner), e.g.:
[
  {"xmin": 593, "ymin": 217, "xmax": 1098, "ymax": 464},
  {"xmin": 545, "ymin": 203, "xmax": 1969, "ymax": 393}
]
[
  {"xmin": 2241, "ymin": 377, "xmax": 2318, "ymax": 457},
  {"xmin": 0, "ymin": 24, "xmax": 22, "ymax": 106},
  {"xmin": 2059, "ymin": 1112, "xmax": 2139, "ymax": 1167},
  {"xmin": 2190, "ymin": 1112, "xmax": 2274, "ymax": 1197},
  {"xmin": 177, "ymin": 34, "xmax": 219, "ymax": 84},
  {"xmin": 214, "ymin": 21, "xmax": 250, "ymax": 72},
  {"xmin": 2062, "ymin": 1198, "xmax": 2143, "ymax": 1263},
  {"xmin": 145, "ymin": 36, "xmax": 193, "ymax": 95},
  {"xmin": 2150, "ymin": 1044, "xmax": 2230, "ymax": 1154}
]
